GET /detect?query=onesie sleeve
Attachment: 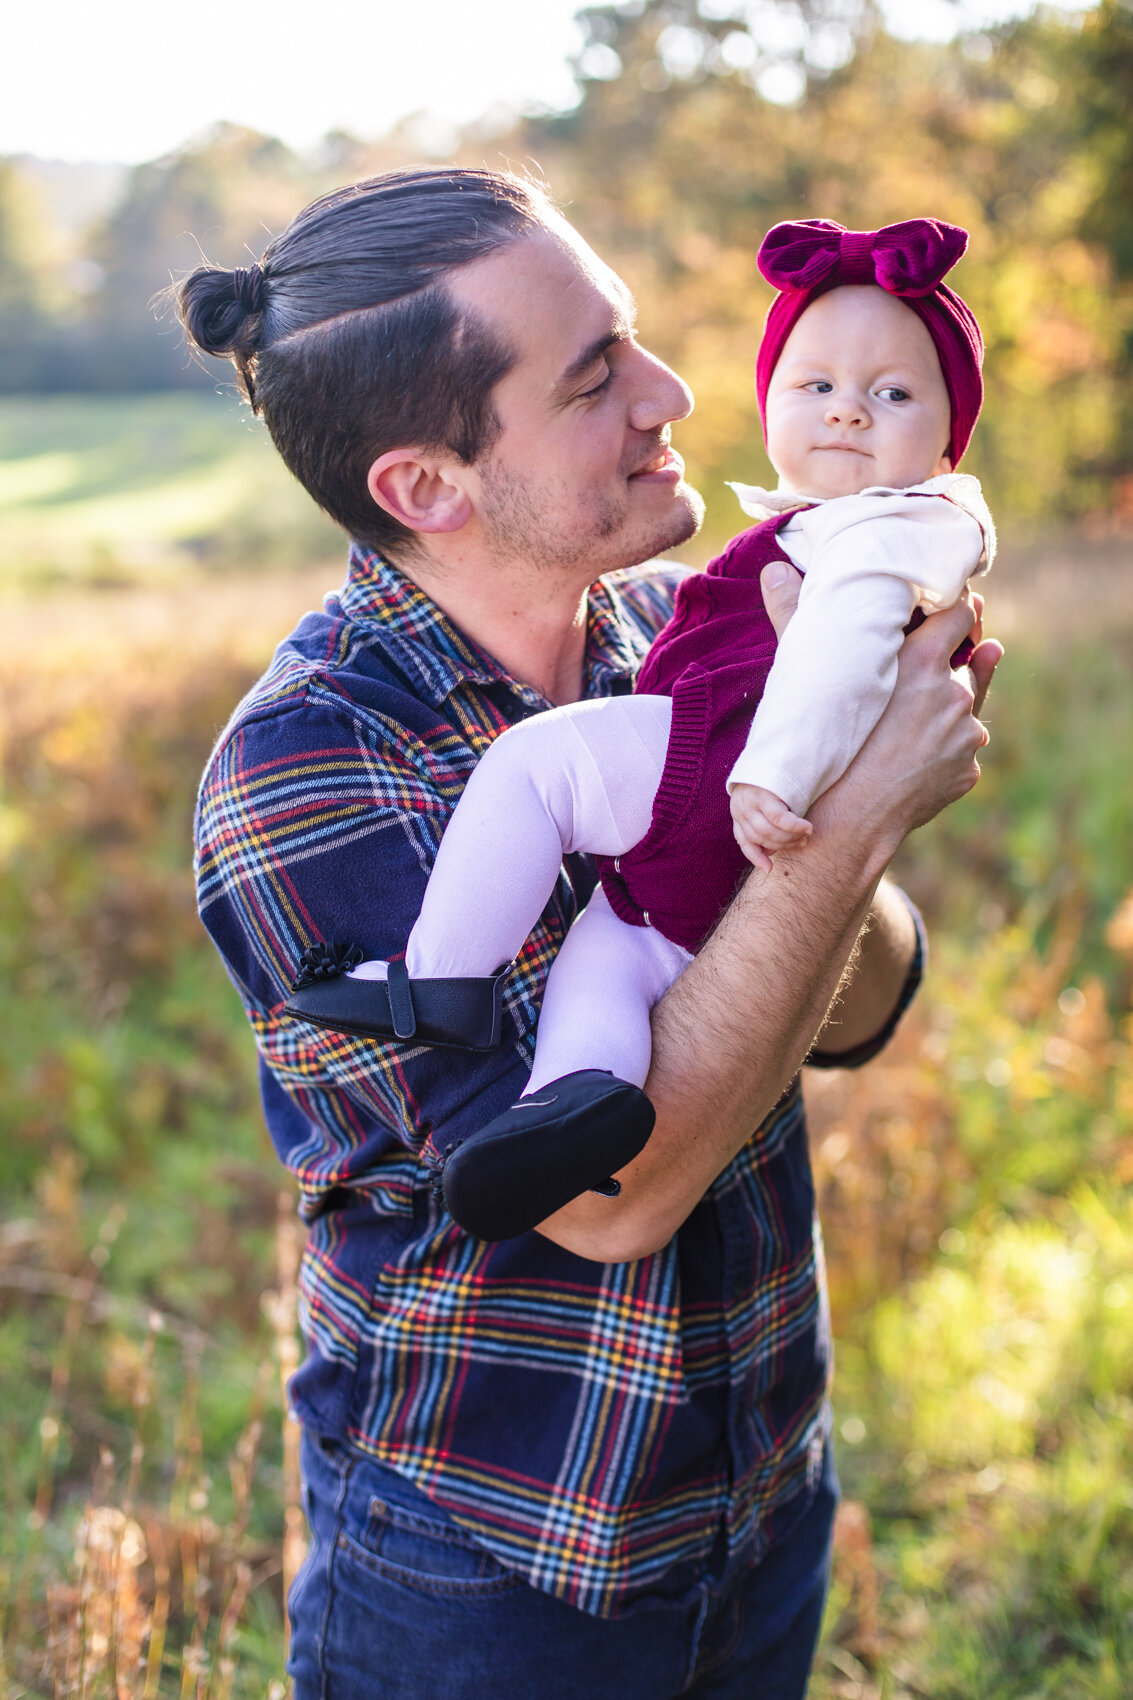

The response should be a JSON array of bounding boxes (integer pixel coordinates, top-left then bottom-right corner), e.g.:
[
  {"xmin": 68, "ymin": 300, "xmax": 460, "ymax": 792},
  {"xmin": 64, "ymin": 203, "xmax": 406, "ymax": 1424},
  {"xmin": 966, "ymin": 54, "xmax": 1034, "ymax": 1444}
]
[{"xmin": 727, "ymin": 480, "xmax": 991, "ymax": 815}]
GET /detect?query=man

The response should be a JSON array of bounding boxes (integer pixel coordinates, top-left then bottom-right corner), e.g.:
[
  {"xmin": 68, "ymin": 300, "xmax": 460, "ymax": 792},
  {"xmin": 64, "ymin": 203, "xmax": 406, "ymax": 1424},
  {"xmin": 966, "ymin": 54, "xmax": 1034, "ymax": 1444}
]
[{"xmin": 187, "ymin": 168, "xmax": 999, "ymax": 1697}]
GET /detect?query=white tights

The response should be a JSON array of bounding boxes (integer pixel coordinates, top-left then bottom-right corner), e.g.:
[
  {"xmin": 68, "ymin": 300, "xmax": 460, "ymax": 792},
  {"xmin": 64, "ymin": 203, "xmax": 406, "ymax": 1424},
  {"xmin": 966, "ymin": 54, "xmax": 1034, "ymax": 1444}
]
[{"xmin": 352, "ymin": 695, "xmax": 692, "ymax": 1094}]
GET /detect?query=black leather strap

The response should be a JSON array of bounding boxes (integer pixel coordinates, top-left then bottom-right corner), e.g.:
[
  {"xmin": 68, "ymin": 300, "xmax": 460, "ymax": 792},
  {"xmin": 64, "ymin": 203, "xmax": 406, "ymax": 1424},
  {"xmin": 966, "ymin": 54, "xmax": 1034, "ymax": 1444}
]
[
  {"xmin": 283, "ymin": 963, "xmax": 510, "ymax": 1052},
  {"xmin": 385, "ymin": 959, "xmax": 417, "ymax": 1040}
]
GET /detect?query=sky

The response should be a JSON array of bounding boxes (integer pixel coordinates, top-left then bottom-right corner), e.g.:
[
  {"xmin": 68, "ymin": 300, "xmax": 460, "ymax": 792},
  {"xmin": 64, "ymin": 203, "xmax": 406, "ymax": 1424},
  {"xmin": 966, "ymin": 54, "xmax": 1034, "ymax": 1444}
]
[{"xmin": 6, "ymin": 0, "xmax": 1092, "ymax": 166}]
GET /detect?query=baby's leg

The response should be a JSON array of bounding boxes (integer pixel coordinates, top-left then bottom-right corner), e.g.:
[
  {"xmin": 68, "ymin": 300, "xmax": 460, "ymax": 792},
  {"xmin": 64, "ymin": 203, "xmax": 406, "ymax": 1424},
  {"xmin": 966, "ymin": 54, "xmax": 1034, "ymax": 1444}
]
[
  {"xmin": 525, "ymin": 886, "xmax": 692, "ymax": 1095},
  {"xmin": 397, "ymin": 694, "xmax": 673, "ymax": 978},
  {"xmin": 441, "ymin": 891, "xmax": 689, "ymax": 1237}
]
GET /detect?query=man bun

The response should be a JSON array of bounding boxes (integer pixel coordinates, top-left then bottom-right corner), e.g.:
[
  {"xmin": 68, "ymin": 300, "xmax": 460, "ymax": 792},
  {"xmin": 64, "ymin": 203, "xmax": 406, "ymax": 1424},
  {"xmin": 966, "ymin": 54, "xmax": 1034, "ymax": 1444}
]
[{"xmin": 178, "ymin": 264, "xmax": 266, "ymax": 399}]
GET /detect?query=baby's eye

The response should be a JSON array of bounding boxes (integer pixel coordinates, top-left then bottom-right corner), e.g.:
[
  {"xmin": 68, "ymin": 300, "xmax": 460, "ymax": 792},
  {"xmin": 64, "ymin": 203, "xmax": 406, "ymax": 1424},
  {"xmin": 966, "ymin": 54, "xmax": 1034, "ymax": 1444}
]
[
  {"xmin": 804, "ymin": 380, "xmax": 834, "ymax": 394},
  {"xmin": 877, "ymin": 384, "xmax": 911, "ymax": 402}
]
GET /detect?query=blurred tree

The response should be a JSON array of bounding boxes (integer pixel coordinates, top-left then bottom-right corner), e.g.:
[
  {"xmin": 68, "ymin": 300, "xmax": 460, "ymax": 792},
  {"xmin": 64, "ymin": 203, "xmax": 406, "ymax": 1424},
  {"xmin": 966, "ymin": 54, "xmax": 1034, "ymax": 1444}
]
[
  {"xmin": 0, "ymin": 161, "xmax": 73, "ymax": 391},
  {"xmin": 1050, "ymin": 0, "xmax": 1133, "ymax": 490},
  {"xmin": 83, "ymin": 124, "xmax": 316, "ymax": 389}
]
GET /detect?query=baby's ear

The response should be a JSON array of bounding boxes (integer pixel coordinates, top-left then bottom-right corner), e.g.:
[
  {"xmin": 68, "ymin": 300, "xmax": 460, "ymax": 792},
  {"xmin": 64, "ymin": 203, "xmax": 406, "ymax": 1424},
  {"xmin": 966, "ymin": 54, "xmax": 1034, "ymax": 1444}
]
[{"xmin": 935, "ymin": 452, "xmax": 954, "ymax": 474}]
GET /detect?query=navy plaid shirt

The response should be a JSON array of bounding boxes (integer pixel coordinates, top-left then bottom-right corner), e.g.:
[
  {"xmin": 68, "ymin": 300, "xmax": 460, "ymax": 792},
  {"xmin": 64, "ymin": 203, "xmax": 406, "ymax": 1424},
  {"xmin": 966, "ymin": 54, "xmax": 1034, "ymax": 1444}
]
[{"xmin": 195, "ymin": 542, "xmax": 915, "ymax": 1616}]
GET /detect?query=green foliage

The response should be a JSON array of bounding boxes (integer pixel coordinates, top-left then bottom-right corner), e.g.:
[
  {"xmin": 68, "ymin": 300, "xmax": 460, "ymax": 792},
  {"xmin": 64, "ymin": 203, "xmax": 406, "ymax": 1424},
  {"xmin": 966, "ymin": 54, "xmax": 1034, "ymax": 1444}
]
[{"xmin": 0, "ymin": 393, "xmax": 341, "ymax": 587}]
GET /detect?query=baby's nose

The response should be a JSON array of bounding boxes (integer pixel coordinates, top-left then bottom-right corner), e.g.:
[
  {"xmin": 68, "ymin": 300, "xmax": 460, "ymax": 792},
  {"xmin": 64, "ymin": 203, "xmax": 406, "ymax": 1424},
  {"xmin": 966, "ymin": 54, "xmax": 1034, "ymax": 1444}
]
[{"xmin": 825, "ymin": 394, "xmax": 867, "ymax": 426}]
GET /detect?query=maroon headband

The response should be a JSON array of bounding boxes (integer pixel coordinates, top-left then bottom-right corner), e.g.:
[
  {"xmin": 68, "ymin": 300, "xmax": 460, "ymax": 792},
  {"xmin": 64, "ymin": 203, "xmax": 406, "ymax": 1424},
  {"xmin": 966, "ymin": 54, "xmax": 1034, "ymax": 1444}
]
[{"xmin": 755, "ymin": 218, "xmax": 984, "ymax": 467}]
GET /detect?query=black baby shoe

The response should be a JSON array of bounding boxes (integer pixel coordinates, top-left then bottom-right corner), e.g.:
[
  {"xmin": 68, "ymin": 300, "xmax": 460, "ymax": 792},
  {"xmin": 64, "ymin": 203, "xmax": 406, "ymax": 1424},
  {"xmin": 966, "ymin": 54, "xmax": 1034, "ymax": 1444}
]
[{"xmin": 438, "ymin": 1070, "xmax": 656, "ymax": 1241}]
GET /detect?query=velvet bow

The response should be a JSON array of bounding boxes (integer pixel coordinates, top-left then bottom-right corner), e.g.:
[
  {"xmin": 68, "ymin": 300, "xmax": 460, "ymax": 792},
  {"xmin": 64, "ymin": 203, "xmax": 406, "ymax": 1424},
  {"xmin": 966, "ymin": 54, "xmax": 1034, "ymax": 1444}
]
[{"xmin": 758, "ymin": 218, "xmax": 968, "ymax": 299}]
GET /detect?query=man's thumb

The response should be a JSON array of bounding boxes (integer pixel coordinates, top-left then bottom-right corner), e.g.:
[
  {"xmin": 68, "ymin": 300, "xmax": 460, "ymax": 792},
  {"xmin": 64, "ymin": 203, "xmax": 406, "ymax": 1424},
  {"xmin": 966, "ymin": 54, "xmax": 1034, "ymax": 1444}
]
[{"xmin": 760, "ymin": 559, "xmax": 802, "ymax": 639}]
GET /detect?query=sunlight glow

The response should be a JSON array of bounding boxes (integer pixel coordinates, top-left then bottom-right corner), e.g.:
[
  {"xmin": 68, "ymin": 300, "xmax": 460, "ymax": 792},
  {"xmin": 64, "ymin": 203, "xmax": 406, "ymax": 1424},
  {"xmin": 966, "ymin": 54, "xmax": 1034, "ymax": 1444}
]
[
  {"xmin": 4, "ymin": 0, "xmax": 585, "ymax": 163},
  {"xmin": 4, "ymin": 0, "xmax": 1098, "ymax": 166}
]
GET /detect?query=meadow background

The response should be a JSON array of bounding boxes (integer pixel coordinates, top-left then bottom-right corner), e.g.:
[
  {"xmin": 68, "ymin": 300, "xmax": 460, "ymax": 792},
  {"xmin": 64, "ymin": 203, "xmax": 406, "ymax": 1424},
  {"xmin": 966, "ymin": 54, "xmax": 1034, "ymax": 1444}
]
[{"xmin": 2, "ymin": 2, "xmax": 1132, "ymax": 1694}]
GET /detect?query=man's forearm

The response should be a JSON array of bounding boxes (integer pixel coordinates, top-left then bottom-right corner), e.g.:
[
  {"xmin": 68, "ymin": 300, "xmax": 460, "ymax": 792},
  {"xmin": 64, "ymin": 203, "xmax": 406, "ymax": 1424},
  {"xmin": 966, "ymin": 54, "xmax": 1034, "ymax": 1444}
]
[
  {"xmin": 807, "ymin": 877, "xmax": 918, "ymax": 1059},
  {"xmin": 645, "ymin": 840, "xmax": 887, "ymax": 1185}
]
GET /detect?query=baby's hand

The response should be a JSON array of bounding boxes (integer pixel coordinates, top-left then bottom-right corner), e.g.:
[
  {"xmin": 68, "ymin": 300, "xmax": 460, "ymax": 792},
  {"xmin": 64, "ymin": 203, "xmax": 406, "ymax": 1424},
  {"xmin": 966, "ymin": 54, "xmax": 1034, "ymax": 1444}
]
[{"xmin": 730, "ymin": 783, "xmax": 812, "ymax": 872}]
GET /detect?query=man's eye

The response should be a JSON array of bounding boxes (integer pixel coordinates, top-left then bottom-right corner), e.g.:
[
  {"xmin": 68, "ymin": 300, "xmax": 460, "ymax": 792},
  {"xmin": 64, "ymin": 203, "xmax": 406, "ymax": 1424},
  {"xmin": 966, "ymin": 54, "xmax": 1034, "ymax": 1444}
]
[
  {"xmin": 581, "ymin": 367, "xmax": 614, "ymax": 399},
  {"xmin": 878, "ymin": 385, "xmax": 911, "ymax": 402}
]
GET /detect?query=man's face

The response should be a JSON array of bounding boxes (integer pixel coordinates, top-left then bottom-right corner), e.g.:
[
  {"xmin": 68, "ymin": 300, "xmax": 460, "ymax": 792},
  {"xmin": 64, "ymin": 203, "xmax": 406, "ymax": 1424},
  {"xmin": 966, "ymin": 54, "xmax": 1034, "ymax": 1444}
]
[
  {"xmin": 764, "ymin": 285, "xmax": 953, "ymax": 499},
  {"xmin": 448, "ymin": 222, "xmax": 704, "ymax": 576}
]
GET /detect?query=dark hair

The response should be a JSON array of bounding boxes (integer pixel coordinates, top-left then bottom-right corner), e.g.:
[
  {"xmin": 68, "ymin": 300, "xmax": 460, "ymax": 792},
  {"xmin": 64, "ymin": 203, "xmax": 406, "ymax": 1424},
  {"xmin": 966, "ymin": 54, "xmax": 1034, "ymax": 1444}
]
[{"xmin": 176, "ymin": 168, "xmax": 551, "ymax": 558}]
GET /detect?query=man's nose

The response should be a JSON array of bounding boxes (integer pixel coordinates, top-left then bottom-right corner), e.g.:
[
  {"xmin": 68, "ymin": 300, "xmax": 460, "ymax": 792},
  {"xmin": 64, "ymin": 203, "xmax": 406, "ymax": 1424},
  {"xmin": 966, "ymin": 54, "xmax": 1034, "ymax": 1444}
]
[{"xmin": 627, "ymin": 346, "xmax": 694, "ymax": 432}]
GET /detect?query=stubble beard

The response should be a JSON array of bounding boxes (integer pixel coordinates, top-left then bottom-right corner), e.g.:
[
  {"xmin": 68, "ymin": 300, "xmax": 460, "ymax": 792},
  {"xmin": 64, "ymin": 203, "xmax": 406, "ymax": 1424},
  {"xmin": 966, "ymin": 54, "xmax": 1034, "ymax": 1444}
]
[{"xmin": 480, "ymin": 458, "xmax": 704, "ymax": 578}]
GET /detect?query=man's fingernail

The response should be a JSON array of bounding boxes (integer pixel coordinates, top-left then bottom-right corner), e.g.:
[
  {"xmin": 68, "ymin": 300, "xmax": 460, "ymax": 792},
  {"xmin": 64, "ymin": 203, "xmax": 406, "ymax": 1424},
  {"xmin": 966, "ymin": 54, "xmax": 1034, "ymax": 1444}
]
[{"xmin": 764, "ymin": 561, "xmax": 789, "ymax": 589}]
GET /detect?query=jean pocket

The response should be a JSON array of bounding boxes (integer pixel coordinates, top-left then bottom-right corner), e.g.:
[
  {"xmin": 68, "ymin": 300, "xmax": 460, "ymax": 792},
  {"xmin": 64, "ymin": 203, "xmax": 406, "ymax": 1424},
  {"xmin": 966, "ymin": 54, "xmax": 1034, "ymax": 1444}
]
[{"xmin": 336, "ymin": 1494, "xmax": 522, "ymax": 1599}]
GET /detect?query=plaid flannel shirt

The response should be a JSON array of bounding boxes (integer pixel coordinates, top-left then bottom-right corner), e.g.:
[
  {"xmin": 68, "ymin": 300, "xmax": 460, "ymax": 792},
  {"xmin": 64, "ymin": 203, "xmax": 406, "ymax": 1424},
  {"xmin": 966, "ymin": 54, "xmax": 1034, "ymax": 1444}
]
[{"xmin": 194, "ymin": 541, "xmax": 908, "ymax": 1617}]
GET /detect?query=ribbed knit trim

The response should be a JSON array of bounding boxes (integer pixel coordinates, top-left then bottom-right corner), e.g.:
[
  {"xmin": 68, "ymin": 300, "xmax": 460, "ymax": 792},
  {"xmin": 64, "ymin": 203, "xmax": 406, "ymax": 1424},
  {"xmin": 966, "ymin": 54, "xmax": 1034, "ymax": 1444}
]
[
  {"xmin": 639, "ymin": 664, "xmax": 714, "ymax": 849},
  {"xmin": 597, "ymin": 666, "xmax": 713, "ymax": 932},
  {"xmin": 599, "ymin": 862, "xmax": 649, "ymax": 930}
]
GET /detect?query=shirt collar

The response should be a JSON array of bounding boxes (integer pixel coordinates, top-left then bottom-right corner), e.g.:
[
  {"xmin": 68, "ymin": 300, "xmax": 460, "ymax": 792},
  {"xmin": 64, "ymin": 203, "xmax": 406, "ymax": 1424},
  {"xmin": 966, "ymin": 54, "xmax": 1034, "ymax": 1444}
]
[
  {"xmin": 727, "ymin": 473, "xmax": 966, "ymax": 521},
  {"xmin": 337, "ymin": 542, "xmax": 643, "ymax": 710},
  {"xmin": 726, "ymin": 479, "xmax": 812, "ymax": 520}
]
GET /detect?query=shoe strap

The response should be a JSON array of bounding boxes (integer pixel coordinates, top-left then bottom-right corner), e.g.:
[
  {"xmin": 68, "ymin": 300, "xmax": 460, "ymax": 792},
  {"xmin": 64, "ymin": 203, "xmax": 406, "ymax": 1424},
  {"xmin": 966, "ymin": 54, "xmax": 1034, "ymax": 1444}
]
[{"xmin": 386, "ymin": 959, "xmax": 417, "ymax": 1040}]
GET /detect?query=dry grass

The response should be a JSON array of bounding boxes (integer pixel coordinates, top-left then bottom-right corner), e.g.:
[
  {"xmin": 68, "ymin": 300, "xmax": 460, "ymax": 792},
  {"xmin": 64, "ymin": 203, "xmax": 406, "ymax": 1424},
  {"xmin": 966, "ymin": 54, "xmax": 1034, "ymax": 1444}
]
[{"xmin": 3, "ymin": 1188, "xmax": 302, "ymax": 1699}]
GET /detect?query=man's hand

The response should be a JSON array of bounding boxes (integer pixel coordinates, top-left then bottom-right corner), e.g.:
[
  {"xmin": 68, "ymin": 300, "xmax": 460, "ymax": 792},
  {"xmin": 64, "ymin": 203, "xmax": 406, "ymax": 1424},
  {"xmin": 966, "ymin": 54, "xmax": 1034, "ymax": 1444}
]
[
  {"xmin": 964, "ymin": 591, "xmax": 1003, "ymax": 717},
  {"xmin": 763, "ymin": 559, "xmax": 1002, "ymax": 717},
  {"xmin": 729, "ymin": 782, "xmax": 812, "ymax": 872}
]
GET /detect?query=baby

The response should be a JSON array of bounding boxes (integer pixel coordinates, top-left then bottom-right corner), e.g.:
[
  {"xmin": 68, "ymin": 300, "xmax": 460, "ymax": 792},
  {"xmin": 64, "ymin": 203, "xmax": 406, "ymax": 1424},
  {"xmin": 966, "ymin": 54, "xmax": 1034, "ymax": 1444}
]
[{"xmin": 287, "ymin": 217, "xmax": 994, "ymax": 1240}]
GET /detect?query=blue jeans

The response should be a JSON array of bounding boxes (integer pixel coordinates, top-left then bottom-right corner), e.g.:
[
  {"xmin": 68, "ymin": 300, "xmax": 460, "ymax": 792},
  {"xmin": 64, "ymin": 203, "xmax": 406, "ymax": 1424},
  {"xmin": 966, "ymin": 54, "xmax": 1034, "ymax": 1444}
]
[{"xmin": 288, "ymin": 1429, "xmax": 837, "ymax": 1699}]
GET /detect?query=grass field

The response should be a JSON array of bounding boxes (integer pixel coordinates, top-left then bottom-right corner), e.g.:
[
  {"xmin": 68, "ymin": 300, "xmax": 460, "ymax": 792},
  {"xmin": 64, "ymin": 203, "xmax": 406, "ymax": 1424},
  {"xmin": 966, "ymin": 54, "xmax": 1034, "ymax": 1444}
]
[
  {"xmin": 1, "ymin": 395, "xmax": 1132, "ymax": 1697},
  {"xmin": 0, "ymin": 394, "xmax": 341, "ymax": 590}
]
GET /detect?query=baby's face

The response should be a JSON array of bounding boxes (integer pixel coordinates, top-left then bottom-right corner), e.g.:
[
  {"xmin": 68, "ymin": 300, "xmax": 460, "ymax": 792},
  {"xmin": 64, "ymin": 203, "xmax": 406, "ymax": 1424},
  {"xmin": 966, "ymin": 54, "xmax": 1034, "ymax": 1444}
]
[{"xmin": 763, "ymin": 285, "xmax": 953, "ymax": 499}]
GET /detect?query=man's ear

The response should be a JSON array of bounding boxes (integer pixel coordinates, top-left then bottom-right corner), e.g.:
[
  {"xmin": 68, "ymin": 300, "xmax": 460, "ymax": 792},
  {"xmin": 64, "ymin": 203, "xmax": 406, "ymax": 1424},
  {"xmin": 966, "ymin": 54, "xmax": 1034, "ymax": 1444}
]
[{"xmin": 366, "ymin": 450, "xmax": 473, "ymax": 534}]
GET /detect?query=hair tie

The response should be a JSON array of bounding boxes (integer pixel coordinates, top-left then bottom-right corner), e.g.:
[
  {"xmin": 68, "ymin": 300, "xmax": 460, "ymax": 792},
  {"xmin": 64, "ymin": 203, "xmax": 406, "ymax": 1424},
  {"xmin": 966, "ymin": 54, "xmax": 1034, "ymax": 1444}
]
[{"xmin": 232, "ymin": 264, "xmax": 265, "ymax": 313}]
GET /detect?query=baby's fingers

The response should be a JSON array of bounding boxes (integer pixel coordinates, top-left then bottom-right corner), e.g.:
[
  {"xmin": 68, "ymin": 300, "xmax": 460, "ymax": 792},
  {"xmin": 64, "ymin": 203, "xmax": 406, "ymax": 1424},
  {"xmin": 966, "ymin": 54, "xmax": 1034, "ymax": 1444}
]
[
  {"xmin": 732, "ymin": 820, "xmax": 773, "ymax": 874},
  {"xmin": 762, "ymin": 802, "xmax": 811, "ymax": 840}
]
